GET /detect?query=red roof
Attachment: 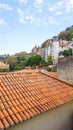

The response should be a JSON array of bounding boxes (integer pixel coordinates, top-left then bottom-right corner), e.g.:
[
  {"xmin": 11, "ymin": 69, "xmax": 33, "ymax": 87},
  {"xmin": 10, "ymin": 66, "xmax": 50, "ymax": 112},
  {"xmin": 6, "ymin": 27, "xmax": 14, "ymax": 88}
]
[{"xmin": 0, "ymin": 70, "xmax": 73, "ymax": 129}]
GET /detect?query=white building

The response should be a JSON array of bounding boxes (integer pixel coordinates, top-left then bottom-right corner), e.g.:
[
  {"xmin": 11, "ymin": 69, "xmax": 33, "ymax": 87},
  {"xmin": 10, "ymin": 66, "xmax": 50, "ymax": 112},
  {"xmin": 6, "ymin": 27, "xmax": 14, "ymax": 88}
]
[
  {"xmin": 41, "ymin": 39, "xmax": 53, "ymax": 61},
  {"xmin": 41, "ymin": 36, "xmax": 59, "ymax": 63},
  {"xmin": 59, "ymin": 40, "xmax": 73, "ymax": 57},
  {"xmin": 52, "ymin": 36, "xmax": 59, "ymax": 64},
  {"xmin": 41, "ymin": 37, "xmax": 73, "ymax": 64}
]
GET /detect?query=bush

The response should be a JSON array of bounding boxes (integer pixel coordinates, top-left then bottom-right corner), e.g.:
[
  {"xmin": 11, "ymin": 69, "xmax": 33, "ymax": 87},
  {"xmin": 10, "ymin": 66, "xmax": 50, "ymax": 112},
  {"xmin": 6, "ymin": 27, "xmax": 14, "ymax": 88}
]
[
  {"xmin": 0, "ymin": 69, "xmax": 9, "ymax": 72},
  {"xmin": 62, "ymin": 48, "xmax": 73, "ymax": 57}
]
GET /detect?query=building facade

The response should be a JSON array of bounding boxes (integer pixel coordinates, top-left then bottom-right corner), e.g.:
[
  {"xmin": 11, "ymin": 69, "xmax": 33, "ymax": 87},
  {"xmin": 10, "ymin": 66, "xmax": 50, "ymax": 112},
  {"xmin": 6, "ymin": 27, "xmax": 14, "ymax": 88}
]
[
  {"xmin": 59, "ymin": 40, "xmax": 73, "ymax": 52},
  {"xmin": 31, "ymin": 38, "xmax": 73, "ymax": 64},
  {"xmin": 0, "ymin": 61, "xmax": 9, "ymax": 70},
  {"xmin": 52, "ymin": 36, "xmax": 59, "ymax": 63},
  {"xmin": 41, "ymin": 36, "xmax": 59, "ymax": 63},
  {"xmin": 31, "ymin": 45, "xmax": 42, "ymax": 56},
  {"xmin": 41, "ymin": 39, "xmax": 53, "ymax": 61}
]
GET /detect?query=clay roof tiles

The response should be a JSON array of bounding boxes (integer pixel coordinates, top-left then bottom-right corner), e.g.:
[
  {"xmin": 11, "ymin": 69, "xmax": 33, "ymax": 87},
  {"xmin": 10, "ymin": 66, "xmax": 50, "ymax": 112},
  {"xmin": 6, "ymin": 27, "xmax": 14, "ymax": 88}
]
[{"xmin": 0, "ymin": 70, "xmax": 73, "ymax": 129}]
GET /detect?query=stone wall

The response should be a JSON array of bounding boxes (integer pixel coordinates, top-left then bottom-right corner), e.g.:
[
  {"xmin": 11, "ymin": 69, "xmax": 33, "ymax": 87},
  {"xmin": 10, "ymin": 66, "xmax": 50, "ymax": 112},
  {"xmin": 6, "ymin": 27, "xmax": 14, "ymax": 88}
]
[{"xmin": 57, "ymin": 56, "xmax": 73, "ymax": 84}]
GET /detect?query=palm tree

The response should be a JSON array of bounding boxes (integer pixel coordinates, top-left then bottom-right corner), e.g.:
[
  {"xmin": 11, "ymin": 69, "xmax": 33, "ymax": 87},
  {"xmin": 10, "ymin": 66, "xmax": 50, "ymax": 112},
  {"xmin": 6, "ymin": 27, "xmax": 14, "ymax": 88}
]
[{"xmin": 47, "ymin": 55, "xmax": 53, "ymax": 65}]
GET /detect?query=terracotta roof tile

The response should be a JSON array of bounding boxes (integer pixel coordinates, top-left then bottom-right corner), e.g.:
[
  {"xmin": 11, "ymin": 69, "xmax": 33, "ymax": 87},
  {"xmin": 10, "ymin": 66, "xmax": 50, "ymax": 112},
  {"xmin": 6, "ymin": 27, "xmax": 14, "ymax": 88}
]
[
  {"xmin": 0, "ymin": 70, "xmax": 73, "ymax": 129},
  {"xmin": 2, "ymin": 118, "xmax": 10, "ymax": 128},
  {"xmin": 11, "ymin": 114, "xmax": 19, "ymax": 124},
  {"xmin": 0, "ymin": 120, "xmax": 4, "ymax": 130},
  {"xmin": 0, "ymin": 111, "xmax": 4, "ymax": 119},
  {"xmin": 6, "ymin": 116, "xmax": 14, "ymax": 126}
]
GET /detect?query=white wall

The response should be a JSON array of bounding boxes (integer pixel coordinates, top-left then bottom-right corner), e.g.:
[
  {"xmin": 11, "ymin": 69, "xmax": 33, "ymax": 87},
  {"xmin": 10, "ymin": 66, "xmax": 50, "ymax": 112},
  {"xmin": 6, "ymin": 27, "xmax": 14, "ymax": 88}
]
[
  {"xmin": 58, "ymin": 56, "xmax": 73, "ymax": 84},
  {"xmin": 8, "ymin": 101, "xmax": 73, "ymax": 130},
  {"xmin": 53, "ymin": 41, "xmax": 59, "ymax": 63}
]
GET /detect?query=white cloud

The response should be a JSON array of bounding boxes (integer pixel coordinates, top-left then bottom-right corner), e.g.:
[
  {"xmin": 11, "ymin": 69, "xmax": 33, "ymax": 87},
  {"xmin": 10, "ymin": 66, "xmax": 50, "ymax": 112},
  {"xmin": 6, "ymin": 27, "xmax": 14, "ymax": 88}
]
[
  {"xmin": 17, "ymin": 8, "xmax": 24, "ymax": 17},
  {"xmin": 0, "ymin": 18, "xmax": 6, "ymax": 25},
  {"xmin": 66, "ymin": 0, "xmax": 73, "ymax": 12},
  {"xmin": 33, "ymin": 0, "xmax": 44, "ymax": 11},
  {"xmin": 17, "ymin": 8, "xmax": 35, "ymax": 24},
  {"xmin": 68, "ymin": 0, "xmax": 73, "ymax": 7},
  {"xmin": 49, "ymin": 6, "xmax": 56, "ymax": 12},
  {"xmin": 56, "ymin": 11, "xmax": 62, "ymax": 15},
  {"xmin": 19, "ymin": 18, "xmax": 25, "ymax": 24},
  {"xmin": 0, "ymin": 3, "xmax": 13, "ymax": 10},
  {"xmin": 56, "ymin": 1, "xmax": 63, "ymax": 7},
  {"xmin": 49, "ymin": 1, "xmax": 64, "ymax": 12},
  {"xmin": 35, "ymin": 0, "xmax": 43, "ymax": 5},
  {"xmin": 19, "ymin": 0, "xmax": 27, "ymax": 4},
  {"xmin": 17, "ymin": 8, "xmax": 26, "ymax": 23},
  {"xmin": 17, "ymin": 8, "xmax": 42, "ymax": 25}
]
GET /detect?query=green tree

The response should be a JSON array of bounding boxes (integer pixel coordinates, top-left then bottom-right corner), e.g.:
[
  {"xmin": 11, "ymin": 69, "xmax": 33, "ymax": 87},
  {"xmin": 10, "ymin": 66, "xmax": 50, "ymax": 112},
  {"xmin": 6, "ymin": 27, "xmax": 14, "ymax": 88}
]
[
  {"xmin": 26, "ymin": 54, "xmax": 42, "ymax": 66},
  {"xmin": 67, "ymin": 29, "xmax": 73, "ymax": 41},
  {"xmin": 63, "ymin": 50, "xmax": 69, "ymax": 56},
  {"xmin": 5, "ymin": 51, "xmax": 29, "ymax": 71},
  {"xmin": 68, "ymin": 48, "xmax": 73, "ymax": 55},
  {"xmin": 62, "ymin": 48, "xmax": 73, "ymax": 57},
  {"xmin": 58, "ymin": 26, "xmax": 73, "ymax": 41}
]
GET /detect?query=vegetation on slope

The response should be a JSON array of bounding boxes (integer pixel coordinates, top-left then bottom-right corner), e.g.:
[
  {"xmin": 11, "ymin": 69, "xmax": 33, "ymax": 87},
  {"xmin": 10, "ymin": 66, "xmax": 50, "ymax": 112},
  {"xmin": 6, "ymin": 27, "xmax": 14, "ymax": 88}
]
[
  {"xmin": 58, "ymin": 25, "xmax": 73, "ymax": 41},
  {"xmin": 5, "ymin": 51, "xmax": 29, "ymax": 71}
]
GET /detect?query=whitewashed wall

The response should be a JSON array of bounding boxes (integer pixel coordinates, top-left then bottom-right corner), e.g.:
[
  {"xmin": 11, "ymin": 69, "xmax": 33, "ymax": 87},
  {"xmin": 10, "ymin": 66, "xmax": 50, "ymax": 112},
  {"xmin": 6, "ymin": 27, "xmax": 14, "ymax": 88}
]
[{"xmin": 8, "ymin": 101, "xmax": 73, "ymax": 130}]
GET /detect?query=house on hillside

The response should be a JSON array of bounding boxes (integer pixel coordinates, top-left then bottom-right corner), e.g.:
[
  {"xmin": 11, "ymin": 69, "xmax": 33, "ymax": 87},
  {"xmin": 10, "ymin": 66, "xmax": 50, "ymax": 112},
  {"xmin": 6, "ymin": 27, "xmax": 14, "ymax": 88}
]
[
  {"xmin": 52, "ymin": 36, "xmax": 59, "ymax": 63},
  {"xmin": 59, "ymin": 40, "xmax": 73, "ymax": 53},
  {"xmin": 0, "ymin": 70, "xmax": 73, "ymax": 130},
  {"xmin": 31, "ymin": 45, "xmax": 42, "ymax": 56},
  {"xmin": 41, "ymin": 36, "xmax": 59, "ymax": 63},
  {"xmin": 41, "ymin": 39, "xmax": 53, "ymax": 61},
  {"xmin": 59, "ymin": 40, "xmax": 70, "ymax": 52},
  {"xmin": 0, "ymin": 61, "xmax": 9, "ymax": 70}
]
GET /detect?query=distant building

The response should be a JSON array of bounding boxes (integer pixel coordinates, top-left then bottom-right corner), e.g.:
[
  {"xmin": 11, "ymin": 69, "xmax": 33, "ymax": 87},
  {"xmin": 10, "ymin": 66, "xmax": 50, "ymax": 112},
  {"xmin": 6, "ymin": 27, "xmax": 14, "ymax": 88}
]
[
  {"xmin": 41, "ymin": 36, "xmax": 59, "ymax": 63},
  {"xmin": 0, "ymin": 54, "xmax": 9, "ymax": 61},
  {"xmin": 59, "ymin": 40, "xmax": 73, "ymax": 58},
  {"xmin": 59, "ymin": 40, "xmax": 70, "ymax": 52},
  {"xmin": 31, "ymin": 37, "xmax": 73, "ymax": 64},
  {"xmin": 52, "ymin": 36, "xmax": 59, "ymax": 64},
  {"xmin": 59, "ymin": 40, "xmax": 73, "ymax": 52},
  {"xmin": 0, "ymin": 61, "xmax": 9, "ymax": 70},
  {"xmin": 41, "ymin": 39, "xmax": 53, "ymax": 61},
  {"xmin": 31, "ymin": 45, "xmax": 42, "ymax": 56}
]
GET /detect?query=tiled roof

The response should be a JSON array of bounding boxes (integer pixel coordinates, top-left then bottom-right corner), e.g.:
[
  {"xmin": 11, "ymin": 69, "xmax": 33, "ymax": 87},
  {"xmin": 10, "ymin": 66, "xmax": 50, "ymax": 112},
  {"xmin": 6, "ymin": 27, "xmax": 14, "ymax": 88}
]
[
  {"xmin": 59, "ymin": 40, "xmax": 70, "ymax": 47},
  {"xmin": 0, "ymin": 70, "xmax": 73, "ymax": 130},
  {"xmin": 45, "ymin": 72, "xmax": 58, "ymax": 78}
]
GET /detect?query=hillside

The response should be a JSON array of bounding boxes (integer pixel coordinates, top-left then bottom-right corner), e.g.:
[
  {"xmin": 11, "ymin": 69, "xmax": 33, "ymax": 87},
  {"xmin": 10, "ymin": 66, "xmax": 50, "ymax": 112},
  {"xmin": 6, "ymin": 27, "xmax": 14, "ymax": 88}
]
[
  {"xmin": 5, "ymin": 51, "xmax": 29, "ymax": 71},
  {"xmin": 58, "ymin": 25, "xmax": 73, "ymax": 41},
  {"xmin": 0, "ymin": 54, "xmax": 9, "ymax": 61}
]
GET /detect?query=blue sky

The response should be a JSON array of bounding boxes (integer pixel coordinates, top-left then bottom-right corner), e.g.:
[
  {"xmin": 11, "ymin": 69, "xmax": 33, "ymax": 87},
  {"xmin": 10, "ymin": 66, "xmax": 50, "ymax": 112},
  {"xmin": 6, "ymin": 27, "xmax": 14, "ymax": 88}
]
[{"xmin": 0, "ymin": 0, "xmax": 73, "ymax": 54}]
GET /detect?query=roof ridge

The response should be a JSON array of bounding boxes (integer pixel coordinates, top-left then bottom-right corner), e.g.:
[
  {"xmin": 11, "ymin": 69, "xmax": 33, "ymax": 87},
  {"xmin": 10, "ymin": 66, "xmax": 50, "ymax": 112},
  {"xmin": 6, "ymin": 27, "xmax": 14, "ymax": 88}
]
[{"xmin": 40, "ymin": 71, "xmax": 73, "ymax": 87}]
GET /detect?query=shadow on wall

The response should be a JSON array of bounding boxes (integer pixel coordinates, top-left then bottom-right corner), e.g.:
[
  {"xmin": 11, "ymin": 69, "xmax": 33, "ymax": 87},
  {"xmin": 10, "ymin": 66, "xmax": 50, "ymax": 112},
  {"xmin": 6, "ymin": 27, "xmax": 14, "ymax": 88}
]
[
  {"xmin": 71, "ymin": 113, "xmax": 73, "ymax": 130},
  {"xmin": 57, "ymin": 56, "xmax": 73, "ymax": 85}
]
